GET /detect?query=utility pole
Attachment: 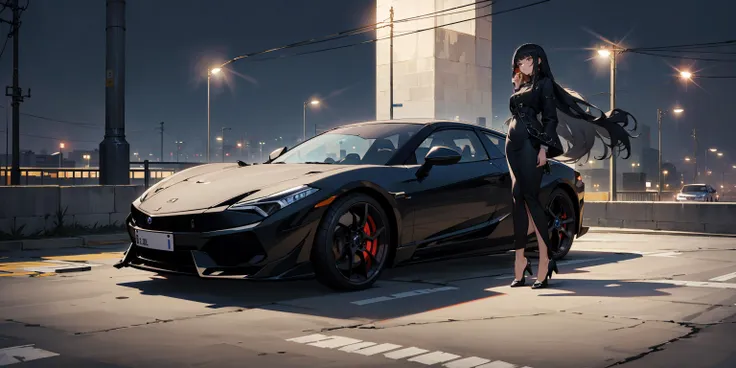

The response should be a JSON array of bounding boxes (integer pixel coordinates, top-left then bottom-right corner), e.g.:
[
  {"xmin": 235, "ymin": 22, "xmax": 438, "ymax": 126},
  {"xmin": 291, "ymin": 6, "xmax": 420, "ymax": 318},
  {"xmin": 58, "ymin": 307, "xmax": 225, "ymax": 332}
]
[
  {"xmin": 99, "ymin": 0, "xmax": 130, "ymax": 184},
  {"xmin": 691, "ymin": 128, "xmax": 698, "ymax": 182},
  {"xmin": 657, "ymin": 108, "xmax": 663, "ymax": 200},
  {"xmin": 5, "ymin": 0, "xmax": 31, "ymax": 186},
  {"xmin": 157, "ymin": 121, "xmax": 164, "ymax": 162},
  {"xmin": 608, "ymin": 50, "xmax": 617, "ymax": 201},
  {"xmin": 389, "ymin": 6, "xmax": 394, "ymax": 120}
]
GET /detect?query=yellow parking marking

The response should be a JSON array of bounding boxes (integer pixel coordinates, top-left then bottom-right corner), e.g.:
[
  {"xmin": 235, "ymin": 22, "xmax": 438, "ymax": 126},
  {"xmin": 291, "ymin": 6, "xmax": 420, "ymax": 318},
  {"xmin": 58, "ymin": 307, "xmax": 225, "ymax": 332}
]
[{"xmin": 42, "ymin": 252, "xmax": 122, "ymax": 262}]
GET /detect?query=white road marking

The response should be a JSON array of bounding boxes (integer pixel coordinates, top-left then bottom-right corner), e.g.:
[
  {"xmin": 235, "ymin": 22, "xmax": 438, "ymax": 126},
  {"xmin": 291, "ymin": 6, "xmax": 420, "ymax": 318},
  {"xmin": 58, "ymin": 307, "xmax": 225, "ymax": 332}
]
[
  {"xmin": 307, "ymin": 336, "xmax": 362, "ymax": 349},
  {"xmin": 286, "ymin": 334, "xmax": 534, "ymax": 367},
  {"xmin": 409, "ymin": 351, "xmax": 461, "ymax": 365},
  {"xmin": 647, "ymin": 279, "xmax": 736, "ymax": 289},
  {"xmin": 444, "ymin": 356, "xmax": 492, "ymax": 367},
  {"xmin": 351, "ymin": 343, "xmax": 403, "ymax": 356},
  {"xmin": 0, "ymin": 345, "xmax": 59, "ymax": 366},
  {"xmin": 385, "ymin": 347, "xmax": 430, "ymax": 359},
  {"xmin": 709, "ymin": 272, "xmax": 736, "ymax": 282},
  {"xmin": 351, "ymin": 286, "xmax": 458, "ymax": 306},
  {"xmin": 339, "ymin": 342, "xmax": 376, "ymax": 352},
  {"xmin": 477, "ymin": 361, "xmax": 518, "ymax": 368},
  {"xmin": 647, "ymin": 251, "xmax": 682, "ymax": 257},
  {"xmin": 286, "ymin": 334, "xmax": 330, "ymax": 344}
]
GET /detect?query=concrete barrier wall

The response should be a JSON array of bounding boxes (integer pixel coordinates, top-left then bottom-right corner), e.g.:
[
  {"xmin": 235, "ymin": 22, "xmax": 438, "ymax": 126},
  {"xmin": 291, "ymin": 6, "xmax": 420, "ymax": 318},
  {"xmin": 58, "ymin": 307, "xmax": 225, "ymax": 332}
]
[
  {"xmin": 0, "ymin": 185, "xmax": 144, "ymax": 237},
  {"xmin": 584, "ymin": 201, "xmax": 736, "ymax": 234}
]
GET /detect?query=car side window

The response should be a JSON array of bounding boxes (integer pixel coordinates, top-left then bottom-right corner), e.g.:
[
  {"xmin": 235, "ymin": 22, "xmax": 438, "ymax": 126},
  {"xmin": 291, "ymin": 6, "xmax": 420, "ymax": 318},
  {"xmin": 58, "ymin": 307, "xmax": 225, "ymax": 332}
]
[
  {"xmin": 414, "ymin": 129, "xmax": 489, "ymax": 165},
  {"xmin": 482, "ymin": 133, "xmax": 506, "ymax": 159}
]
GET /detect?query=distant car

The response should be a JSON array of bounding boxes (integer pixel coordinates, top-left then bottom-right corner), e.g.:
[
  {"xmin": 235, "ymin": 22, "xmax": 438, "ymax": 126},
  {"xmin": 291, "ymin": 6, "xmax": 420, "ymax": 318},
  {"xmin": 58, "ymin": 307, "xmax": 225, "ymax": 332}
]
[
  {"xmin": 115, "ymin": 119, "xmax": 587, "ymax": 291},
  {"xmin": 676, "ymin": 184, "xmax": 719, "ymax": 202}
]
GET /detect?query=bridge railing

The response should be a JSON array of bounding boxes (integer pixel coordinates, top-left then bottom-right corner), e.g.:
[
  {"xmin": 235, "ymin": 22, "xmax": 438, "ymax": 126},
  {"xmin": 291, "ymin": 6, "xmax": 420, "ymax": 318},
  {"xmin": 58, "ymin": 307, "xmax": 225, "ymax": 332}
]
[{"xmin": 0, "ymin": 160, "xmax": 206, "ymax": 187}]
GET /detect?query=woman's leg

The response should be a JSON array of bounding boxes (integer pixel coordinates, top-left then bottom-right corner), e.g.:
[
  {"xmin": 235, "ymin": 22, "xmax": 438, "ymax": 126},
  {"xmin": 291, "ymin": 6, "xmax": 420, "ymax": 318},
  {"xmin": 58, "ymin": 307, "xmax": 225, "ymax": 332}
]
[{"xmin": 507, "ymin": 149, "xmax": 530, "ymax": 281}]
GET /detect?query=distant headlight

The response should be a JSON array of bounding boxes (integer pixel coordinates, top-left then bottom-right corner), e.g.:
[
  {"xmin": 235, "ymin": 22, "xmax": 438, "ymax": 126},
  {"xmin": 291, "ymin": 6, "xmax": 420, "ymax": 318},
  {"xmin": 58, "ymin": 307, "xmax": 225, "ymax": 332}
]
[{"xmin": 227, "ymin": 185, "xmax": 319, "ymax": 217}]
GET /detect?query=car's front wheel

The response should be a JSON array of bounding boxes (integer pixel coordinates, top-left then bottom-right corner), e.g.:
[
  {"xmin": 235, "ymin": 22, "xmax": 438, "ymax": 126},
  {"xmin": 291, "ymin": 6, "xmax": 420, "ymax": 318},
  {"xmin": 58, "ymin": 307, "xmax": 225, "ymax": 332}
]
[{"xmin": 311, "ymin": 193, "xmax": 391, "ymax": 291}]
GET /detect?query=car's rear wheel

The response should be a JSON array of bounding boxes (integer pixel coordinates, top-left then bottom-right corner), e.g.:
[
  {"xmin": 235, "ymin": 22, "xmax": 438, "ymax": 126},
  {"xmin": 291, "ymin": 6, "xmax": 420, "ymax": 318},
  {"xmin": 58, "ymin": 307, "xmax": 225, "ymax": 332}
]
[
  {"xmin": 544, "ymin": 188, "xmax": 577, "ymax": 260},
  {"xmin": 311, "ymin": 193, "xmax": 391, "ymax": 291}
]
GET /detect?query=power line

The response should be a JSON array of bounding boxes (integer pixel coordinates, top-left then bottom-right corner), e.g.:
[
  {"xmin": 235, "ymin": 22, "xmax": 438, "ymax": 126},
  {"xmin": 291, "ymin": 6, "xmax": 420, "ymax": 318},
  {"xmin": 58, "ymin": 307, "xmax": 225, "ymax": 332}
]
[
  {"xmin": 0, "ymin": 130, "xmax": 98, "ymax": 143},
  {"xmin": 629, "ymin": 39, "xmax": 736, "ymax": 52},
  {"xmin": 692, "ymin": 75, "xmax": 736, "ymax": 79},
  {"xmin": 627, "ymin": 49, "xmax": 736, "ymax": 63},
  {"xmin": 20, "ymin": 112, "xmax": 100, "ymax": 128},
  {"xmin": 249, "ymin": 0, "xmax": 547, "ymax": 63},
  {"xmin": 219, "ymin": 0, "xmax": 504, "ymax": 67}
]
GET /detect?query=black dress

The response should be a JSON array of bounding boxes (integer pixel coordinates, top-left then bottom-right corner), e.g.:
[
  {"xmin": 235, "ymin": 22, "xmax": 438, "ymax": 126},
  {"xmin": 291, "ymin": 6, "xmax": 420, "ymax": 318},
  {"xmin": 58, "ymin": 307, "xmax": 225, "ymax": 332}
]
[{"xmin": 505, "ymin": 77, "xmax": 559, "ymax": 250}]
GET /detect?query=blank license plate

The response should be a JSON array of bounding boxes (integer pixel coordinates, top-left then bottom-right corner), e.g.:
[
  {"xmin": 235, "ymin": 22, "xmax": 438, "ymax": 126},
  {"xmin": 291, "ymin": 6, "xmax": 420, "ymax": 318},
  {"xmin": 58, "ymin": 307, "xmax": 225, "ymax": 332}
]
[{"xmin": 134, "ymin": 229, "xmax": 174, "ymax": 252}]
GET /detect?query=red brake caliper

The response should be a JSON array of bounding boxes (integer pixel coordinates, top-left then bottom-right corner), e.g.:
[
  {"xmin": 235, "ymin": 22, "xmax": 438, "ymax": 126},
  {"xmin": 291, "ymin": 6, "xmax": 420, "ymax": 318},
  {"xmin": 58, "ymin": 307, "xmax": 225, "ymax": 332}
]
[
  {"xmin": 363, "ymin": 216, "xmax": 377, "ymax": 268},
  {"xmin": 560, "ymin": 212, "xmax": 567, "ymax": 239}
]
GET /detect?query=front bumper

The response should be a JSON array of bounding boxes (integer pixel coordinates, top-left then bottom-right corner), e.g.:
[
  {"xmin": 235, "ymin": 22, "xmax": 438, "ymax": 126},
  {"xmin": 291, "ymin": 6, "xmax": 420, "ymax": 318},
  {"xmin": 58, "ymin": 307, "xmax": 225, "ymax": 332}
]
[
  {"xmin": 676, "ymin": 196, "xmax": 707, "ymax": 201},
  {"xmin": 114, "ymin": 204, "xmax": 323, "ymax": 280}
]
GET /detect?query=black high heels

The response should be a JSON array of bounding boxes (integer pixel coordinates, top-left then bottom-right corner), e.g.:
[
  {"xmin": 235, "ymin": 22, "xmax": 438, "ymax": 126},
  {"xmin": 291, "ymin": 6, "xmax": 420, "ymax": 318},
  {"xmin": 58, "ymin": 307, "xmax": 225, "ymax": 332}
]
[
  {"xmin": 510, "ymin": 258, "xmax": 533, "ymax": 287},
  {"xmin": 532, "ymin": 259, "xmax": 558, "ymax": 289}
]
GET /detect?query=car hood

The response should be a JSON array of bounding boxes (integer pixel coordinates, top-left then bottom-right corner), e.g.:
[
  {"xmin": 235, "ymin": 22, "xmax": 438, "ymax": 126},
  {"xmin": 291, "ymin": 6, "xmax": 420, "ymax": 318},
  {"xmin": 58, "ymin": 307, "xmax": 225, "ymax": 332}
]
[{"xmin": 135, "ymin": 163, "xmax": 345, "ymax": 214}]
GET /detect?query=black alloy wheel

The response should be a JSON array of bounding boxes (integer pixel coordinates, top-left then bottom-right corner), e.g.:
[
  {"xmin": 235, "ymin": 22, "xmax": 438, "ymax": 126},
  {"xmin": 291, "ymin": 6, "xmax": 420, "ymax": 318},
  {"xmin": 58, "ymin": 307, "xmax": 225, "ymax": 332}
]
[
  {"xmin": 544, "ymin": 188, "xmax": 576, "ymax": 260},
  {"xmin": 312, "ymin": 193, "xmax": 391, "ymax": 291}
]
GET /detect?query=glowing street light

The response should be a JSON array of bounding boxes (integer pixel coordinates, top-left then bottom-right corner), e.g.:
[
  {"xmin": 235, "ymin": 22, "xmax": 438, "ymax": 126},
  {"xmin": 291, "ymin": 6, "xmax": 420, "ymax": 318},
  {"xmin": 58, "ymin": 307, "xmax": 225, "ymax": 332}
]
[
  {"xmin": 717, "ymin": 152, "xmax": 724, "ymax": 157},
  {"xmin": 597, "ymin": 48, "xmax": 611, "ymax": 58},
  {"xmin": 710, "ymin": 148, "xmax": 718, "ymax": 152},
  {"xmin": 216, "ymin": 136, "xmax": 223, "ymax": 141},
  {"xmin": 673, "ymin": 107, "xmax": 684, "ymax": 114},
  {"xmin": 207, "ymin": 66, "xmax": 224, "ymax": 162},
  {"xmin": 679, "ymin": 71, "xmax": 692, "ymax": 80},
  {"xmin": 303, "ymin": 98, "xmax": 321, "ymax": 141},
  {"xmin": 685, "ymin": 157, "xmax": 691, "ymax": 162}
]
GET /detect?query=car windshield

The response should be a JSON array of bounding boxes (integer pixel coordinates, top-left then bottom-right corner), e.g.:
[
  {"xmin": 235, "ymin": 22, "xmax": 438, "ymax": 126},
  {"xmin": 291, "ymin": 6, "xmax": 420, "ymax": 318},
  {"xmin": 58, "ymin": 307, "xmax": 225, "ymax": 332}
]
[
  {"xmin": 272, "ymin": 123, "xmax": 423, "ymax": 165},
  {"xmin": 682, "ymin": 185, "xmax": 707, "ymax": 192}
]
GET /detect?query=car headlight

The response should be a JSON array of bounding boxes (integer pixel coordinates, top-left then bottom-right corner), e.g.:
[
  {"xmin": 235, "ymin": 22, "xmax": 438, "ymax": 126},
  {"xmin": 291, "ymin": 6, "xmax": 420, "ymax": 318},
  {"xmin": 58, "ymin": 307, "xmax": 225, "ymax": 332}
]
[{"xmin": 227, "ymin": 185, "xmax": 319, "ymax": 217}]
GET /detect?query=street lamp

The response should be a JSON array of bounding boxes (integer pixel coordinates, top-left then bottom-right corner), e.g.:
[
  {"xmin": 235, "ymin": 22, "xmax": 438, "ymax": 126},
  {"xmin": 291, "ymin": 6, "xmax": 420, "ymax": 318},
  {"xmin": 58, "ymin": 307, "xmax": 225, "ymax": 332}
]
[
  {"xmin": 258, "ymin": 141, "xmax": 266, "ymax": 161},
  {"xmin": 207, "ymin": 66, "xmax": 223, "ymax": 163},
  {"xmin": 59, "ymin": 142, "xmax": 65, "ymax": 168},
  {"xmin": 303, "ymin": 99, "xmax": 320, "ymax": 141},
  {"xmin": 597, "ymin": 46, "xmax": 619, "ymax": 201},
  {"xmin": 83, "ymin": 154, "xmax": 91, "ymax": 168},
  {"xmin": 656, "ymin": 107, "xmax": 683, "ymax": 200},
  {"xmin": 679, "ymin": 71, "xmax": 693, "ymax": 80}
]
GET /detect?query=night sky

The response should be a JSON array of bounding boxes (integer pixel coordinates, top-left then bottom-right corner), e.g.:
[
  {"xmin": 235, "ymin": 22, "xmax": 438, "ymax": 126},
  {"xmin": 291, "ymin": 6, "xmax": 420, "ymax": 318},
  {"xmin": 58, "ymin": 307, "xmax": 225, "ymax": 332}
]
[{"xmin": 4, "ymin": 0, "xmax": 736, "ymax": 166}]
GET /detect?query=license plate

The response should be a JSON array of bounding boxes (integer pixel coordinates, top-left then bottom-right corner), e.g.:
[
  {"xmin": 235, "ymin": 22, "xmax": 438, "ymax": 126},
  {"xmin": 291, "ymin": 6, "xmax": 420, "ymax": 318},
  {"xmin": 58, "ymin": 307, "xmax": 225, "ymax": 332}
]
[{"xmin": 134, "ymin": 229, "xmax": 174, "ymax": 252}]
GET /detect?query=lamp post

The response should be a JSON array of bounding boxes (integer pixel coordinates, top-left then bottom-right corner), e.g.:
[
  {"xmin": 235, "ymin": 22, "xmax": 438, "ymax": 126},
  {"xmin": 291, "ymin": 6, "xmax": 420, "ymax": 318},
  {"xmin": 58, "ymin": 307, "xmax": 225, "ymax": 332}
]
[
  {"xmin": 597, "ymin": 47, "xmax": 620, "ymax": 201},
  {"xmin": 258, "ymin": 141, "xmax": 265, "ymax": 161},
  {"xmin": 59, "ymin": 142, "xmax": 65, "ymax": 168},
  {"xmin": 705, "ymin": 148, "xmax": 718, "ymax": 182},
  {"xmin": 207, "ymin": 67, "xmax": 222, "ymax": 163},
  {"xmin": 656, "ymin": 107, "xmax": 684, "ymax": 200},
  {"xmin": 303, "ymin": 99, "xmax": 320, "ymax": 141},
  {"xmin": 83, "ymin": 154, "xmax": 91, "ymax": 168}
]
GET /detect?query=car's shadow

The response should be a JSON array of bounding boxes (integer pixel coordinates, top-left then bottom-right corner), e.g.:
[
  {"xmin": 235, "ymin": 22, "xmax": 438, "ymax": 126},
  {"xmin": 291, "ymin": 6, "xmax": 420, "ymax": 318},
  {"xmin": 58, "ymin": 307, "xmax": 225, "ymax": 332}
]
[{"xmin": 116, "ymin": 250, "xmax": 683, "ymax": 322}]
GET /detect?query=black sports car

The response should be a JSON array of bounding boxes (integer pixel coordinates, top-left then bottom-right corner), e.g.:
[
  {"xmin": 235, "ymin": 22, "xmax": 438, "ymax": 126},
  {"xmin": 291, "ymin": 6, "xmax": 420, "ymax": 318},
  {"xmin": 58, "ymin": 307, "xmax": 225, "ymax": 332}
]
[{"xmin": 115, "ymin": 120, "xmax": 587, "ymax": 291}]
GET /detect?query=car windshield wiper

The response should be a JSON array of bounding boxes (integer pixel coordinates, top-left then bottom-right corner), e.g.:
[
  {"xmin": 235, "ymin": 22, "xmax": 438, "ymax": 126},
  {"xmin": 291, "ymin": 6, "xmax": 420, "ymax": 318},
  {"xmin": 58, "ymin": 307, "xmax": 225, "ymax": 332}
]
[{"xmin": 303, "ymin": 161, "xmax": 333, "ymax": 165}]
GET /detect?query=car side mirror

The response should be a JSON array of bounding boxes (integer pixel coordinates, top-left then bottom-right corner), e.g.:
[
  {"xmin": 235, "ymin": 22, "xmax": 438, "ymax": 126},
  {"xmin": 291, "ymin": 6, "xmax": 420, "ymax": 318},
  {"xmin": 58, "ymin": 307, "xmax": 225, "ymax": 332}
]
[
  {"xmin": 268, "ymin": 146, "xmax": 288, "ymax": 162},
  {"xmin": 416, "ymin": 146, "xmax": 461, "ymax": 179}
]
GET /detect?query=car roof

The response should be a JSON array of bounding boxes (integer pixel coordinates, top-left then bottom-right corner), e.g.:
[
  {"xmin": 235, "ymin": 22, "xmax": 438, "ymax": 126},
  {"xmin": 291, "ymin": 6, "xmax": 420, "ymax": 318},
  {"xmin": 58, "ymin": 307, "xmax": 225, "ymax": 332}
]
[{"xmin": 335, "ymin": 118, "xmax": 506, "ymax": 135}]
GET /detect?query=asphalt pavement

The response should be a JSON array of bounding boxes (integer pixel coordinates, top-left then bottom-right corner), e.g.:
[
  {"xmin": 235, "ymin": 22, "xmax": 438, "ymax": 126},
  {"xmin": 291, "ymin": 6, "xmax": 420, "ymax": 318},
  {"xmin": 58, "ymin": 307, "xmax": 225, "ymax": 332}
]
[{"xmin": 1, "ymin": 231, "xmax": 735, "ymax": 367}]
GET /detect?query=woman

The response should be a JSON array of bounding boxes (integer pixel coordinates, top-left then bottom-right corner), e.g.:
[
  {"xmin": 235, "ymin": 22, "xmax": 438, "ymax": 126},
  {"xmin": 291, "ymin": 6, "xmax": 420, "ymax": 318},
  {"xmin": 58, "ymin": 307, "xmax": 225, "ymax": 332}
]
[{"xmin": 506, "ymin": 43, "xmax": 637, "ymax": 289}]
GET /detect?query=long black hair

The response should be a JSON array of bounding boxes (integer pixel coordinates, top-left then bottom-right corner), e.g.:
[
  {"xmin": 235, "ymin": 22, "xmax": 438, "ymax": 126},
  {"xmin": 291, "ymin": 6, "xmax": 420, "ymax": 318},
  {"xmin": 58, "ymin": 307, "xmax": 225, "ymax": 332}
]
[{"xmin": 511, "ymin": 43, "xmax": 638, "ymax": 163}]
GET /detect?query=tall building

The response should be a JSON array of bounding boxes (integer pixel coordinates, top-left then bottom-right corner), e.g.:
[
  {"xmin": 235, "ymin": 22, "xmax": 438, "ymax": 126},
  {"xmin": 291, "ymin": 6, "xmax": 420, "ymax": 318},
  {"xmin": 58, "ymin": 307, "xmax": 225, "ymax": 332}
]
[{"xmin": 376, "ymin": 0, "xmax": 492, "ymax": 124}]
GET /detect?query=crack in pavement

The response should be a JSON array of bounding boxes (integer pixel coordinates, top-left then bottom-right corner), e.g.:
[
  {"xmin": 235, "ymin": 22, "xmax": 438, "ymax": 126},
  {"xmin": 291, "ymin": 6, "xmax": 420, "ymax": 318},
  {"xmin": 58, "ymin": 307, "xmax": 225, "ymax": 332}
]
[
  {"xmin": 72, "ymin": 308, "xmax": 248, "ymax": 335},
  {"xmin": 314, "ymin": 312, "xmax": 554, "ymax": 332}
]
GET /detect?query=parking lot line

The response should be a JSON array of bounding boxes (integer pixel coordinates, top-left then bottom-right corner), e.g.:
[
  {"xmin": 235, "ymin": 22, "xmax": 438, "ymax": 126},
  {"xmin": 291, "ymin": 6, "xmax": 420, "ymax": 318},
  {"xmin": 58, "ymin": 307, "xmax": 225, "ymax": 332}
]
[
  {"xmin": 709, "ymin": 271, "xmax": 736, "ymax": 282},
  {"xmin": 0, "ymin": 345, "xmax": 59, "ymax": 366},
  {"xmin": 351, "ymin": 286, "xmax": 458, "ymax": 306},
  {"xmin": 647, "ymin": 279, "xmax": 736, "ymax": 289}
]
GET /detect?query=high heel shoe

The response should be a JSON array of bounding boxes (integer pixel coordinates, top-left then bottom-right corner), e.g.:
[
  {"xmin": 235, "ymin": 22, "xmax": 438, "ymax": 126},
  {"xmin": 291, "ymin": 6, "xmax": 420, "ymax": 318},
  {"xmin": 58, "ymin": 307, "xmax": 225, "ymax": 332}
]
[
  {"xmin": 510, "ymin": 259, "xmax": 533, "ymax": 287},
  {"xmin": 532, "ymin": 259, "xmax": 558, "ymax": 289}
]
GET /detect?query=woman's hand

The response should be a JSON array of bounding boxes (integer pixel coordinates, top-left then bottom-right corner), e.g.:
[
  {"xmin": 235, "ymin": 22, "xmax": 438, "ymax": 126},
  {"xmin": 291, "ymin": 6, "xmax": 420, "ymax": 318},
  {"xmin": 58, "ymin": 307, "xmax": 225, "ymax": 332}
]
[
  {"xmin": 537, "ymin": 148, "xmax": 547, "ymax": 167},
  {"xmin": 512, "ymin": 72, "xmax": 522, "ymax": 91}
]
